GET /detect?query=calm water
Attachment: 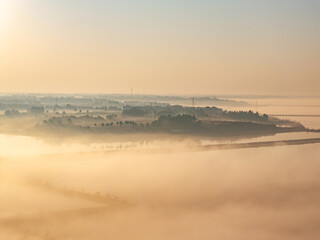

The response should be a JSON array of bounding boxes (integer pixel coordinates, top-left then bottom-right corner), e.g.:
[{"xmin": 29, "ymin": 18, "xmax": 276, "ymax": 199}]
[
  {"xmin": 222, "ymin": 96, "xmax": 320, "ymax": 129},
  {"xmin": 1, "ymin": 130, "xmax": 319, "ymax": 157}
]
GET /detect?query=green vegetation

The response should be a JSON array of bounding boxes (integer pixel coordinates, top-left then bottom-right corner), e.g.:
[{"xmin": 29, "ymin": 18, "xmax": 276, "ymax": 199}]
[{"xmin": 0, "ymin": 94, "xmax": 309, "ymax": 139}]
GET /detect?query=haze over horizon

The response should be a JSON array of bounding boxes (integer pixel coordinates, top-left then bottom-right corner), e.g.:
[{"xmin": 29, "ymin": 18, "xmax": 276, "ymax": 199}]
[
  {"xmin": 1, "ymin": 0, "xmax": 320, "ymax": 95},
  {"xmin": 1, "ymin": 2, "xmax": 320, "ymax": 240}
]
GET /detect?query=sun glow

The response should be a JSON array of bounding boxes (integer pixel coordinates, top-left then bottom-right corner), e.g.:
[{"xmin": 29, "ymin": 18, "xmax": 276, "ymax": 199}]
[
  {"xmin": 0, "ymin": 2, "xmax": 5, "ymax": 26},
  {"xmin": 0, "ymin": 0, "xmax": 10, "ymax": 31},
  {"xmin": 0, "ymin": 0, "xmax": 19, "ymax": 28}
]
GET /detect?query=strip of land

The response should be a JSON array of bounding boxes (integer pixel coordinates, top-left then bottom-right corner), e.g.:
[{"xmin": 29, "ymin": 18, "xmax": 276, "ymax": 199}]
[{"xmin": 198, "ymin": 138, "xmax": 320, "ymax": 151}]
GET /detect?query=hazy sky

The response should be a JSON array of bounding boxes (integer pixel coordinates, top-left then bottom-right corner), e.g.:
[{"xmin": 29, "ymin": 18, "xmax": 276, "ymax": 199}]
[{"xmin": 1, "ymin": 0, "xmax": 319, "ymax": 95}]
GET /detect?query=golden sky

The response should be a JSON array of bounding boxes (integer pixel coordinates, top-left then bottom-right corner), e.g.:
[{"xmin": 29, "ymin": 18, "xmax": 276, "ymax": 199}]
[{"xmin": 1, "ymin": 0, "xmax": 319, "ymax": 95}]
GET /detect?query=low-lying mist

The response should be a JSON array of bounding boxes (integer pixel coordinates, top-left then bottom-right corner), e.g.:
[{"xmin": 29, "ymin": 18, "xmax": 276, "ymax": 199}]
[{"xmin": 1, "ymin": 140, "xmax": 320, "ymax": 240}]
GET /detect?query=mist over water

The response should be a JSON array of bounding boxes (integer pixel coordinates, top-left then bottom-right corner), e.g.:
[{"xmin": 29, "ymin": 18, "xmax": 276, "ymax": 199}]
[
  {"xmin": 1, "ymin": 0, "xmax": 319, "ymax": 237},
  {"xmin": 1, "ymin": 137, "xmax": 320, "ymax": 239},
  {"xmin": 1, "ymin": 96, "xmax": 320, "ymax": 239}
]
